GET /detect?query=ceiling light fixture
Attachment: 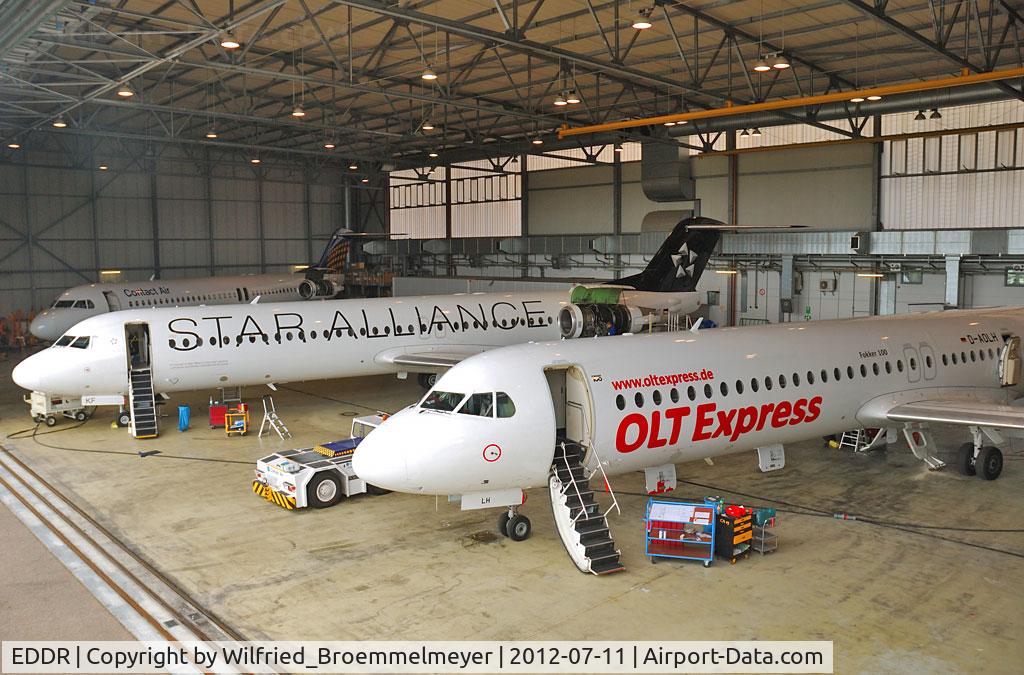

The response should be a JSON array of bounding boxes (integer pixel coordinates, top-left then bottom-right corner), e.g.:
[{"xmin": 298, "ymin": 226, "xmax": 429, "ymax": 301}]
[
  {"xmin": 663, "ymin": 120, "xmax": 676, "ymax": 127},
  {"xmin": 914, "ymin": 110, "xmax": 926, "ymax": 121},
  {"xmin": 323, "ymin": 141, "xmax": 336, "ymax": 149},
  {"xmin": 98, "ymin": 164, "xmax": 108, "ymax": 171},
  {"xmin": 553, "ymin": 92, "xmax": 568, "ymax": 106},
  {"xmin": 866, "ymin": 94, "xmax": 882, "ymax": 101},
  {"xmin": 421, "ymin": 120, "xmax": 435, "ymax": 131},
  {"xmin": 421, "ymin": 66, "xmax": 438, "ymax": 81},
  {"xmin": 250, "ymin": 157, "xmax": 261, "ymax": 165},
  {"xmin": 6, "ymin": 142, "xmax": 20, "ymax": 149},
  {"xmin": 205, "ymin": 129, "xmax": 218, "ymax": 139},
  {"xmin": 116, "ymin": 82, "xmax": 135, "ymax": 98},
  {"xmin": 532, "ymin": 137, "xmax": 544, "ymax": 145},
  {"xmin": 632, "ymin": 7, "xmax": 653, "ymax": 30},
  {"xmin": 715, "ymin": 269, "xmax": 738, "ymax": 275},
  {"xmin": 740, "ymin": 128, "xmax": 750, "ymax": 137},
  {"xmin": 613, "ymin": 143, "xmax": 622, "ymax": 153},
  {"xmin": 771, "ymin": 54, "xmax": 791, "ymax": 69},
  {"xmin": 856, "ymin": 272, "xmax": 884, "ymax": 278},
  {"xmin": 219, "ymin": 32, "xmax": 240, "ymax": 49},
  {"xmin": 52, "ymin": 117, "xmax": 67, "ymax": 128},
  {"xmin": 850, "ymin": 96, "xmax": 866, "ymax": 103},
  {"xmin": 750, "ymin": 127, "xmax": 762, "ymax": 137},
  {"xmin": 566, "ymin": 89, "xmax": 581, "ymax": 104},
  {"xmin": 291, "ymin": 104, "xmax": 305, "ymax": 118},
  {"xmin": 753, "ymin": 57, "xmax": 771, "ymax": 73},
  {"xmin": 930, "ymin": 108, "xmax": 942, "ymax": 119},
  {"xmin": 349, "ymin": 163, "xmax": 358, "ymax": 170},
  {"xmin": 428, "ymin": 151, "xmax": 439, "ymax": 158},
  {"xmin": 360, "ymin": 177, "xmax": 369, "ymax": 183}
]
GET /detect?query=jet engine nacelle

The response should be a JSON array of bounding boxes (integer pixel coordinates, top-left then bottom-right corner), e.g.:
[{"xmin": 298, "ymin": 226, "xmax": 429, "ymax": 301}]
[
  {"xmin": 558, "ymin": 303, "xmax": 651, "ymax": 339},
  {"xmin": 298, "ymin": 278, "xmax": 339, "ymax": 300}
]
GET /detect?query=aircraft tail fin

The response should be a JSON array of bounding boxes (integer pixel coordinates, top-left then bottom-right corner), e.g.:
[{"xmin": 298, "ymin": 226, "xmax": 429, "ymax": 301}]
[
  {"xmin": 615, "ymin": 216, "xmax": 721, "ymax": 293},
  {"xmin": 314, "ymin": 228, "xmax": 354, "ymax": 274}
]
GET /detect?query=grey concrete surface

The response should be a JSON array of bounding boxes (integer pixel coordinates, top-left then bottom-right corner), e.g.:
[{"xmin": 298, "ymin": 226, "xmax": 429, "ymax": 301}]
[{"xmin": 0, "ymin": 355, "xmax": 1020, "ymax": 673}]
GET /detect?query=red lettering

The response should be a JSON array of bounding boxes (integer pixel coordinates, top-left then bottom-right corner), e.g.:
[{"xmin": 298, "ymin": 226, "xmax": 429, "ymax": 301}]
[
  {"xmin": 790, "ymin": 399, "xmax": 808, "ymax": 425},
  {"xmin": 771, "ymin": 401, "xmax": 792, "ymax": 428},
  {"xmin": 692, "ymin": 403, "xmax": 717, "ymax": 441},
  {"xmin": 664, "ymin": 406, "xmax": 691, "ymax": 444},
  {"xmin": 805, "ymin": 395, "xmax": 822, "ymax": 423},
  {"xmin": 713, "ymin": 408, "xmax": 737, "ymax": 439},
  {"xmin": 648, "ymin": 410, "xmax": 668, "ymax": 448},
  {"xmin": 756, "ymin": 403, "xmax": 775, "ymax": 431},
  {"xmin": 731, "ymin": 406, "xmax": 758, "ymax": 442},
  {"xmin": 615, "ymin": 413, "xmax": 648, "ymax": 453}
]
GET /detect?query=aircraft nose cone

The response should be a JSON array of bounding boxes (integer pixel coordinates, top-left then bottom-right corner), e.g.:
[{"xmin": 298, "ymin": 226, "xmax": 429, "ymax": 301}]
[
  {"xmin": 29, "ymin": 312, "xmax": 59, "ymax": 341},
  {"xmin": 12, "ymin": 355, "xmax": 41, "ymax": 391},
  {"xmin": 352, "ymin": 425, "xmax": 409, "ymax": 492}
]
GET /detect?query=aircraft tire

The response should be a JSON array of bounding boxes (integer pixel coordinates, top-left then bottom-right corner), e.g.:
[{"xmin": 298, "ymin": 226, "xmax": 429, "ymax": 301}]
[
  {"xmin": 417, "ymin": 373, "xmax": 437, "ymax": 389},
  {"xmin": 307, "ymin": 473, "xmax": 343, "ymax": 508},
  {"xmin": 976, "ymin": 446, "xmax": 1003, "ymax": 481},
  {"xmin": 497, "ymin": 512, "xmax": 511, "ymax": 537},
  {"xmin": 505, "ymin": 514, "xmax": 531, "ymax": 541},
  {"xmin": 956, "ymin": 443, "xmax": 977, "ymax": 476}
]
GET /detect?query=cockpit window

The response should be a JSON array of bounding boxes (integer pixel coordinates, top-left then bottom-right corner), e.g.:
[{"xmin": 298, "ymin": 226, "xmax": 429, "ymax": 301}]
[
  {"xmin": 72, "ymin": 300, "xmax": 95, "ymax": 309},
  {"xmin": 70, "ymin": 336, "xmax": 90, "ymax": 349},
  {"xmin": 54, "ymin": 336, "xmax": 74, "ymax": 347},
  {"xmin": 420, "ymin": 390, "xmax": 465, "ymax": 412},
  {"xmin": 52, "ymin": 300, "xmax": 75, "ymax": 308},
  {"xmin": 458, "ymin": 393, "xmax": 494, "ymax": 417},
  {"xmin": 496, "ymin": 392, "xmax": 516, "ymax": 418}
]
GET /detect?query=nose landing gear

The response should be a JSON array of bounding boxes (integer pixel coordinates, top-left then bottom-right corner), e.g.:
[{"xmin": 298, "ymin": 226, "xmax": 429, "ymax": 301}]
[{"xmin": 498, "ymin": 506, "xmax": 532, "ymax": 541}]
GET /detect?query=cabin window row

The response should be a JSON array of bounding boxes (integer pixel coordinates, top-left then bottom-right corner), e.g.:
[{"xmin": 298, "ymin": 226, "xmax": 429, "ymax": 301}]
[
  {"xmin": 126, "ymin": 287, "xmax": 293, "ymax": 308},
  {"xmin": 613, "ymin": 346, "xmax": 999, "ymax": 411}
]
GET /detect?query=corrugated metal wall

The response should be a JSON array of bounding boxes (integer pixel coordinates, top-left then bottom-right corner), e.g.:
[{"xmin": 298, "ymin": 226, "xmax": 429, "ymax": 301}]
[{"xmin": 0, "ymin": 144, "xmax": 346, "ymax": 315}]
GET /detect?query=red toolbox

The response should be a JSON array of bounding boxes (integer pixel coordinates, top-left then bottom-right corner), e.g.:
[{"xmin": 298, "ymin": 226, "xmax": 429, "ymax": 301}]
[{"xmin": 209, "ymin": 404, "xmax": 228, "ymax": 428}]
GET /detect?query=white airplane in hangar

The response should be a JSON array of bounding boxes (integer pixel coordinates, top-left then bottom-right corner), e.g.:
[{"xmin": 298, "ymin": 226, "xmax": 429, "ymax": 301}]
[
  {"xmin": 12, "ymin": 218, "xmax": 722, "ymax": 437},
  {"xmin": 28, "ymin": 227, "xmax": 358, "ymax": 341},
  {"xmin": 352, "ymin": 308, "xmax": 1023, "ymax": 574}
]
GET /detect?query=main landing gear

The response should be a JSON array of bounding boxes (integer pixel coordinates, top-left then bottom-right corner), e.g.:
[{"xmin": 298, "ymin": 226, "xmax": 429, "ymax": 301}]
[
  {"xmin": 957, "ymin": 426, "xmax": 1004, "ymax": 481},
  {"xmin": 498, "ymin": 506, "xmax": 532, "ymax": 542},
  {"xmin": 416, "ymin": 372, "xmax": 438, "ymax": 390}
]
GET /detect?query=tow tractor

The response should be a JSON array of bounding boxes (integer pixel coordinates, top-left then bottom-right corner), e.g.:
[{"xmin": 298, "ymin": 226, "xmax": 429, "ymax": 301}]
[{"xmin": 252, "ymin": 413, "xmax": 388, "ymax": 510}]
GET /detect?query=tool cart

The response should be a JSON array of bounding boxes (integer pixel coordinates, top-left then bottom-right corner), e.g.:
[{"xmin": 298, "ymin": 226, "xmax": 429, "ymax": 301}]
[
  {"xmin": 644, "ymin": 499, "xmax": 716, "ymax": 567},
  {"xmin": 715, "ymin": 507, "xmax": 753, "ymax": 564}
]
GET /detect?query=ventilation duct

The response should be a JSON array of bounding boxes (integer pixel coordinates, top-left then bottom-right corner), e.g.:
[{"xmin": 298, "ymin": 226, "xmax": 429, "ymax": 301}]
[{"xmin": 641, "ymin": 141, "xmax": 695, "ymax": 201}]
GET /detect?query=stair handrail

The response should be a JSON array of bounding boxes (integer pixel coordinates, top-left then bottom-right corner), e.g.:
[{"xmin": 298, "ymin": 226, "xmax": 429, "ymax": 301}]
[
  {"xmin": 556, "ymin": 441, "xmax": 591, "ymax": 525},
  {"xmin": 586, "ymin": 445, "xmax": 621, "ymax": 519}
]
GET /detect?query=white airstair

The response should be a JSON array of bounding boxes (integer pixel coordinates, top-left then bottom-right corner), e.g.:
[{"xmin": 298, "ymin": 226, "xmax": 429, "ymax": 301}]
[
  {"xmin": 128, "ymin": 367, "xmax": 158, "ymax": 439},
  {"xmin": 548, "ymin": 440, "xmax": 624, "ymax": 575}
]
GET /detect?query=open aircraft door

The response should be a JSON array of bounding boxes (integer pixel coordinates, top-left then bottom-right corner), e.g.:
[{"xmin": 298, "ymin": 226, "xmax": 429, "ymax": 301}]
[
  {"xmin": 999, "ymin": 335, "xmax": 1021, "ymax": 387},
  {"xmin": 546, "ymin": 365, "xmax": 595, "ymax": 464},
  {"xmin": 103, "ymin": 291, "xmax": 121, "ymax": 311}
]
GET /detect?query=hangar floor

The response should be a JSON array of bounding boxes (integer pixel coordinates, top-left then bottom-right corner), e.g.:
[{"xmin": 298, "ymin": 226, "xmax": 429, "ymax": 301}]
[{"xmin": 0, "ymin": 358, "xmax": 1021, "ymax": 672}]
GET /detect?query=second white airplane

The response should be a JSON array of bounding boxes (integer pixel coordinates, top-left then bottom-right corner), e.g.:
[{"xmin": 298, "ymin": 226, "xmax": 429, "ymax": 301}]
[{"xmin": 352, "ymin": 308, "xmax": 1022, "ymax": 574}]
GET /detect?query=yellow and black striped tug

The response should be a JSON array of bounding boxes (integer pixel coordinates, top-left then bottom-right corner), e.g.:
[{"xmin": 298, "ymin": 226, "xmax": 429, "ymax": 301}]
[{"xmin": 252, "ymin": 480, "xmax": 296, "ymax": 510}]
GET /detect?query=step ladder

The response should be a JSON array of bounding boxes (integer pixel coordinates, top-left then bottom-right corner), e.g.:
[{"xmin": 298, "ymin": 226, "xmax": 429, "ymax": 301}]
[
  {"xmin": 128, "ymin": 368, "xmax": 158, "ymax": 439},
  {"xmin": 838, "ymin": 429, "xmax": 866, "ymax": 451},
  {"xmin": 548, "ymin": 440, "xmax": 624, "ymax": 575},
  {"xmin": 258, "ymin": 395, "xmax": 292, "ymax": 439},
  {"xmin": 219, "ymin": 386, "xmax": 242, "ymax": 407}
]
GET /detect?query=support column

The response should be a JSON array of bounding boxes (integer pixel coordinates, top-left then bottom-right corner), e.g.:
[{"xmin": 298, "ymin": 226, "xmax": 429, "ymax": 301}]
[
  {"xmin": 205, "ymin": 149, "xmax": 215, "ymax": 275},
  {"xmin": 23, "ymin": 164, "xmax": 36, "ymax": 309},
  {"xmin": 519, "ymin": 153, "xmax": 529, "ymax": 278},
  {"xmin": 149, "ymin": 170, "xmax": 160, "ymax": 279},
  {"xmin": 612, "ymin": 148, "xmax": 622, "ymax": 279},
  {"xmin": 444, "ymin": 164, "xmax": 454, "ymax": 276},
  {"xmin": 777, "ymin": 255, "xmax": 794, "ymax": 323},
  {"xmin": 304, "ymin": 173, "xmax": 314, "ymax": 264},
  {"xmin": 945, "ymin": 255, "xmax": 961, "ymax": 308},
  {"xmin": 256, "ymin": 169, "xmax": 265, "ymax": 273}
]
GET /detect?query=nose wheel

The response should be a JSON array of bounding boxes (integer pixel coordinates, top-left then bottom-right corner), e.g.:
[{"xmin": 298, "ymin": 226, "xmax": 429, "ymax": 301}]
[{"xmin": 498, "ymin": 507, "xmax": 532, "ymax": 541}]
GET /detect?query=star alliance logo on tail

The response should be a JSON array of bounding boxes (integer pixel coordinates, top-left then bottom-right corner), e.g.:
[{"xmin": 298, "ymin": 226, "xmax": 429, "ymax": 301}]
[{"xmin": 671, "ymin": 243, "xmax": 699, "ymax": 279}]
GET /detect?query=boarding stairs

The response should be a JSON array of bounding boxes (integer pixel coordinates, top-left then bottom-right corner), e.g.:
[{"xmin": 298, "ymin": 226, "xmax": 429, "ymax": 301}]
[
  {"xmin": 258, "ymin": 395, "xmax": 292, "ymax": 439},
  {"xmin": 548, "ymin": 440, "xmax": 624, "ymax": 575},
  {"xmin": 128, "ymin": 368, "xmax": 158, "ymax": 439}
]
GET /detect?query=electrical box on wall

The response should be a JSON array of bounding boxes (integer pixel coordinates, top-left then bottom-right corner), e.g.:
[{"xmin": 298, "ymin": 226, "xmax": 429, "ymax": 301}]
[
  {"xmin": 706, "ymin": 290, "xmax": 720, "ymax": 306},
  {"xmin": 819, "ymin": 278, "xmax": 837, "ymax": 293}
]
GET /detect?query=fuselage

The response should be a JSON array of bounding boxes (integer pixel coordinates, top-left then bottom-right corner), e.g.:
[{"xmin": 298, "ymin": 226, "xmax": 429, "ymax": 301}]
[
  {"xmin": 13, "ymin": 291, "xmax": 576, "ymax": 396},
  {"xmin": 353, "ymin": 308, "xmax": 1024, "ymax": 496},
  {"xmin": 30, "ymin": 274, "xmax": 307, "ymax": 341}
]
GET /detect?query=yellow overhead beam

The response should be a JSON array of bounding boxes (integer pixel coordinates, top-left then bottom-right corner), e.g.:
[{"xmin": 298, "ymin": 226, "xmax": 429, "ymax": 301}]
[{"xmin": 557, "ymin": 67, "xmax": 1024, "ymax": 139}]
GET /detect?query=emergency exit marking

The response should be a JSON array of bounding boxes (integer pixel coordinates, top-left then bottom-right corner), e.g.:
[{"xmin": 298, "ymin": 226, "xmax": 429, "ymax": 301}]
[{"xmin": 483, "ymin": 444, "xmax": 502, "ymax": 462}]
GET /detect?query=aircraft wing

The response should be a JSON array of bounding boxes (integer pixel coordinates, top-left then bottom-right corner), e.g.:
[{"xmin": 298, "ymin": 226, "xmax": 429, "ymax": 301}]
[
  {"xmin": 886, "ymin": 400, "xmax": 1024, "ymax": 429},
  {"xmin": 386, "ymin": 351, "xmax": 478, "ymax": 370}
]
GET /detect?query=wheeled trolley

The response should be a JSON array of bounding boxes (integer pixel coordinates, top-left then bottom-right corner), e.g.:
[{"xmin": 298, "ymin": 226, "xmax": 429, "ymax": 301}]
[{"xmin": 25, "ymin": 391, "xmax": 90, "ymax": 427}]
